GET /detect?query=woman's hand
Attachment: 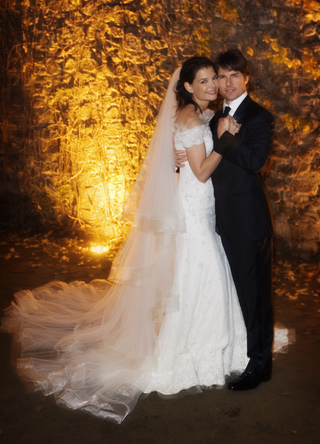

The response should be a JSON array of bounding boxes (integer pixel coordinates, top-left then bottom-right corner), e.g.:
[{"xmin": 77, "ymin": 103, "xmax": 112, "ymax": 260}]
[
  {"xmin": 217, "ymin": 115, "xmax": 241, "ymax": 138},
  {"xmin": 174, "ymin": 148, "xmax": 188, "ymax": 168},
  {"xmin": 217, "ymin": 116, "xmax": 230, "ymax": 138}
]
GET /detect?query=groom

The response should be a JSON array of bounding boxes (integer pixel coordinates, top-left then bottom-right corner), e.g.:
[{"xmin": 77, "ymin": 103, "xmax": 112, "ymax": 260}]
[{"xmin": 175, "ymin": 49, "xmax": 274, "ymax": 391}]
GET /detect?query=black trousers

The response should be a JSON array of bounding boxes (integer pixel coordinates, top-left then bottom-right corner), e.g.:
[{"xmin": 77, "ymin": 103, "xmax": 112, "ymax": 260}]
[{"xmin": 220, "ymin": 233, "xmax": 274, "ymax": 373}]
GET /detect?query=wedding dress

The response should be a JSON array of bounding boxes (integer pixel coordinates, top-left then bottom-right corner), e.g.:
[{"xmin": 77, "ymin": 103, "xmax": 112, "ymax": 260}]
[
  {"xmin": 1, "ymin": 69, "xmax": 248, "ymax": 424},
  {"xmin": 144, "ymin": 114, "xmax": 248, "ymax": 394}
]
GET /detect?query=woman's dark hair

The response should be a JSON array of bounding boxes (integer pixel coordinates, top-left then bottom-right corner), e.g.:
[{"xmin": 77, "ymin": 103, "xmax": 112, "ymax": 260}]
[
  {"xmin": 214, "ymin": 49, "xmax": 250, "ymax": 77},
  {"xmin": 175, "ymin": 56, "xmax": 215, "ymax": 112}
]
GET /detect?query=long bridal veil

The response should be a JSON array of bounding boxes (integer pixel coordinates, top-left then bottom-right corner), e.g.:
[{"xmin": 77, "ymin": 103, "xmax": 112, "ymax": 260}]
[{"xmin": 1, "ymin": 68, "xmax": 185, "ymax": 423}]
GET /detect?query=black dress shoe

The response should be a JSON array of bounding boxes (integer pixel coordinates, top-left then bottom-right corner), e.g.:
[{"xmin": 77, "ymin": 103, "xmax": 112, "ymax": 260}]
[{"xmin": 227, "ymin": 370, "xmax": 271, "ymax": 391}]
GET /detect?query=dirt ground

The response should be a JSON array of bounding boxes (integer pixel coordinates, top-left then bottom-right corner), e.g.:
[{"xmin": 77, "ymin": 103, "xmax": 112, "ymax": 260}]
[{"xmin": 0, "ymin": 229, "xmax": 319, "ymax": 444}]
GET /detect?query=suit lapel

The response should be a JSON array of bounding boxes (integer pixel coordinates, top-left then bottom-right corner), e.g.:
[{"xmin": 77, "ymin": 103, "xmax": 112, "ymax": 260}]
[
  {"xmin": 233, "ymin": 95, "xmax": 253, "ymax": 123},
  {"xmin": 211, "ymin": 95, "xmax": 254, "ymax": 131}
]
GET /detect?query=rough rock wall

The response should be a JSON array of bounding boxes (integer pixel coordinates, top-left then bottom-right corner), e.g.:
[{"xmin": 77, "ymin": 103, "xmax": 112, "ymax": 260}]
[{"xmin": 0, "ymin": 0, "xmax": 319, "ymax": 256}]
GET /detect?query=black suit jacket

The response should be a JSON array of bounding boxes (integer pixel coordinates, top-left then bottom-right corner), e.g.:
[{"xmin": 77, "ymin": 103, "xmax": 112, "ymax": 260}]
[{"xmin": 210, "ymin": 95, "xmax": 274, "ymax": 241}]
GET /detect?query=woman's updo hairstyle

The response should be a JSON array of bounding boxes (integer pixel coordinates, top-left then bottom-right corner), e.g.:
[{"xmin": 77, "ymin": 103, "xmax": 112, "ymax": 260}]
[{"xmin": 175, "ymin": 56, "xmax": 215, "ymax": 112}]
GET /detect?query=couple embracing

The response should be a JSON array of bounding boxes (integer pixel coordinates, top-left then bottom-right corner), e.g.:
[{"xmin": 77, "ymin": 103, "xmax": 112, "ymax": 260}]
[
  {"xmin": 2, "ymin": 50, "xmax": 274, "ymax": 423},
  {"xmin": 174, "ymin": 49, "xmax": 274, "ymax": 392}
]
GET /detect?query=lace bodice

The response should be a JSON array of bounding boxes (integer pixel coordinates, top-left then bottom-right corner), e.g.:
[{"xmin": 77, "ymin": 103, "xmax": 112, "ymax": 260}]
[{"xmin": 174, "ymin": 112, "xmax": 215, "ymax": 215}]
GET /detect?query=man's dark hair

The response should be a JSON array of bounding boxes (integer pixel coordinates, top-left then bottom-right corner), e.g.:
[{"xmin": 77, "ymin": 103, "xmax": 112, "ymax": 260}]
[{"xmin": 215, "ymin": 49, "xmax": 250, "ymax": 77}]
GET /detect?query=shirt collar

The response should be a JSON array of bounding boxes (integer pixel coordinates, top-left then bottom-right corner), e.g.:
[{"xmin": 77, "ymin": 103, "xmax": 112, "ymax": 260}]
[{"xmin": 223, "ymin": 91, "xmax": 248, "ymax": 116}]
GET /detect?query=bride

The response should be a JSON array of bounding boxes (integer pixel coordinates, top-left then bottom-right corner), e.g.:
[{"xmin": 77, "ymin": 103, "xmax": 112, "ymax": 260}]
[{"xmin": 1, "ymin": 57, "xmax": 248, "ymax": 423}]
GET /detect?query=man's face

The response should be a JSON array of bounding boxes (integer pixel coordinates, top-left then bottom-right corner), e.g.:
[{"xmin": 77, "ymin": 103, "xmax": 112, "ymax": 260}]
[{"xmin": 217, "ymin": 67, "xmax": 249, "ymax": 104}]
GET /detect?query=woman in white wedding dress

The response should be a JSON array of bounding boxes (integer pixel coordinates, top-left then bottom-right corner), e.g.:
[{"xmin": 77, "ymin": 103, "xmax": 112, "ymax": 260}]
[{"xmin": 1, "ymin": 57, "xmax": 248, "ymax": 423}]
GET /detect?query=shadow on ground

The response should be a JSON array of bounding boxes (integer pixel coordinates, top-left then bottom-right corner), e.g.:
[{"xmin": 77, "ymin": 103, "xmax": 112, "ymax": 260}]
[{"xmin": 0, "ymin": 230, "xmax": 319, "ymax": 444}]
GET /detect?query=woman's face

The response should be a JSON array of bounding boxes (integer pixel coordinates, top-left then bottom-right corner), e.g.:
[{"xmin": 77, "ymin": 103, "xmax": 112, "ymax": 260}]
[{"xmin": 184, "ymin": 66, "xmax": 218, "ymax": 108}]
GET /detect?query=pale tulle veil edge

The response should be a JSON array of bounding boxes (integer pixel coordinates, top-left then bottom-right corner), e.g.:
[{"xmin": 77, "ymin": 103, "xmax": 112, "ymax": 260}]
[{"xmin": 1, "ymin": 67, "xmax": 186, "ymax": 424}]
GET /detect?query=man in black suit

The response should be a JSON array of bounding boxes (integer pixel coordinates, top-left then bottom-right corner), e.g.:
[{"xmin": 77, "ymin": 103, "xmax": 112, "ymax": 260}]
[
  {"xmin": 211, "ymin": 49, "xmax": 274, "ymax": 391},
  {"xmin": 175, "ymin": 49, "xmax": 274, "ymax": 391}
]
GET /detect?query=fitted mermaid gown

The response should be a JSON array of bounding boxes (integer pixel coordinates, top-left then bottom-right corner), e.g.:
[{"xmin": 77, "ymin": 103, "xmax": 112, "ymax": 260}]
[{"xmin": 1, "ymin": 114, "xmax": 248, "ymax": 423}]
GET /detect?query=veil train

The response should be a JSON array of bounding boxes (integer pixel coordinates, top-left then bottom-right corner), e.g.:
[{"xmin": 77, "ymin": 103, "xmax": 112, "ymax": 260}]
[{"xmin": 1, "ymin": 68, "xmax": 185, "ymax": 423}]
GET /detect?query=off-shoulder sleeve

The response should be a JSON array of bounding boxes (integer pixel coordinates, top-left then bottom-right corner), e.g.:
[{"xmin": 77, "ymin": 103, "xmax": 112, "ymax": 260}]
[{"xmin": 175, "ymin": 125, "xmax": 206, "ymax": 149}]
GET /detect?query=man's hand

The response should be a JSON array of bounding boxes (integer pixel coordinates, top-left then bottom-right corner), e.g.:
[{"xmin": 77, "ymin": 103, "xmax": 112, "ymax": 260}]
[{"xmin": 174, "ymin": 149, "xmax": 188, "ymax": 168}]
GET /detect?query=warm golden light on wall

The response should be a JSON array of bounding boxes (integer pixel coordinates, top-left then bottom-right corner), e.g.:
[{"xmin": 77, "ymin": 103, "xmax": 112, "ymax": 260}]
[
  {"xmin": 91, "ymin": 245, "xmax": 110, "ymax": 254},
  {"xmin": 263, "ymin": 36, "xmax": 320, "ymax": 80},
  {"xmin": 28, "ymin": 2, "xmax": 171, "ymax": 239},
  {"xmin": 2, "ymin": 0, "xmax": 319, "ymax": 255},
  {"xmin": 19, "ymin": 0, "xmax": 225, "ymax": 240}
]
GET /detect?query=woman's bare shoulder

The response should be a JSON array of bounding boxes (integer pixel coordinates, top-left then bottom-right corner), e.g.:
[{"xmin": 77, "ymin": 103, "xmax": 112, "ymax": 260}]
[{"xmin": 175, "ymin": 105, "xmax": 202, "ymax": 128}]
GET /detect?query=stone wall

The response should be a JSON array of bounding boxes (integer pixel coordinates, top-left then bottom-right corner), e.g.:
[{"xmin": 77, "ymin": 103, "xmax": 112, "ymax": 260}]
[{"xmin": 0, "ymin": 0, "xmax": 319, "ymax": 257}]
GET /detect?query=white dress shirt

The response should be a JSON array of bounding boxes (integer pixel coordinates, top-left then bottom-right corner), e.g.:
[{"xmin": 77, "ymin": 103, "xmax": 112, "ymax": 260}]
[{"xmin": 223, "ymin": 91, "xmax": 248, "ymax": 116}]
